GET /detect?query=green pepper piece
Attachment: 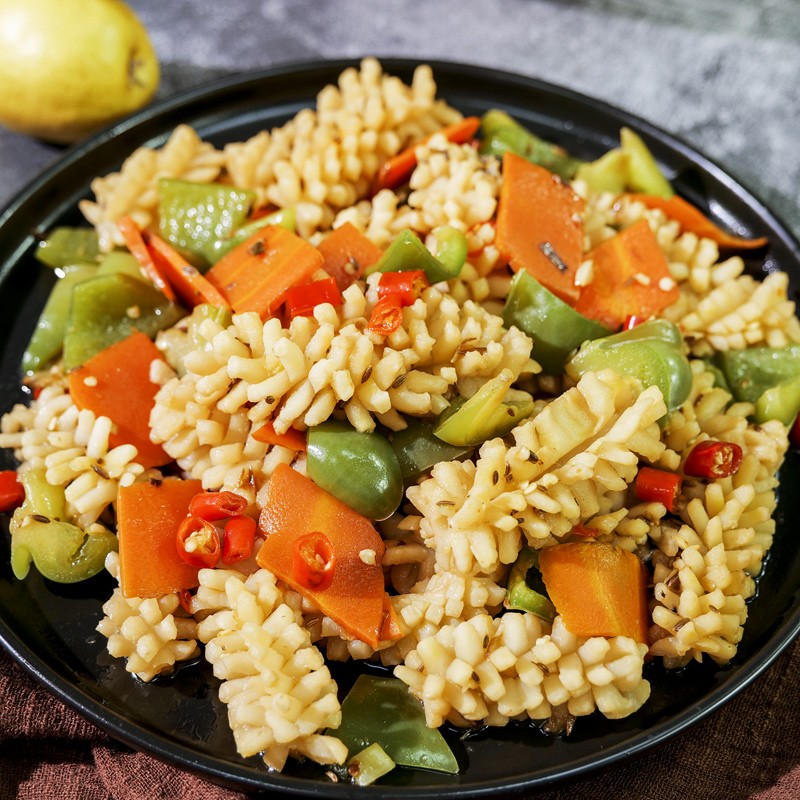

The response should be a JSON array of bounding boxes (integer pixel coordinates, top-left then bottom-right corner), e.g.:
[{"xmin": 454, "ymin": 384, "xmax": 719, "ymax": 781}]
[
  {"xmin": 478, "ymin": 109, "xmax": 584, "ymax": 180},
  {"xmin": 715, "ymin": 344, "xmax": 800, "ymax": 404},
  {"xmin": 306, "ymin": 421, "xmax": 404, "ymax": 520},
  {"xmin": 390, "ymin": 418, "xmax": 472, "ymax": 482},
  {"xmin": 95, "ymin": 250, "xmax": 145, "ymax": 280},
  {"xmin": 502, "ymin": 270, "xmax": 611, "ymax": 374},
  {"xmin": 434, "ymin": 369, "xmax": 535, "ymax": 446},
  {"xmin": 346, "ymin": 743, "xmax": 396, "ymax": 786},
  {"xmin": 158, "ymin": 178, "xmax": 256, "ymax": 269},
  {"xmin": 35, "ymin": 227, "xmax": 101, "ymax": 269},
  {"xmin": 156, "ymin": 303, "xmax": 233, "ymax": 376},
  {"xmin": 10, "ymin": 469, "xmax": 117, "ymax": 583},
  {"xmin": 208, "ymin": 207, "xmax": 297, "ymax": 262},
  {"xmin": 620, "ymin": 127, "xmax": 674, "ymax": 198},
  {"xmin": 574, "ymin": 148, "xmax": 630, "ymax": 194},
  {"xmin": 331, "ymin": 674, "xmax": 459, "ymax": 774},
  {"xmin": 22, "ymin": 264, "xmax": 98, "ymax": 373},
  {"xmin": 754, "ymin": 375, "xmax": 800, "ymax": 426},
  {"xmin": 62, "ymin": 272, "xmax": 185, "ymax": 369},
  {"xmin": 504, "ymin": 546, "xmax": 556, "ymax": 621},
  {"xmin": 701, "ymin": 360, "xmax": 731, "ymax": 393},
  {"xmin": 366, "ymin": 228, "xmax": 466, "ymax": 283},
  {"xmin": 599, "ymin": 318, "xmax": 684, "ymax": 349}
]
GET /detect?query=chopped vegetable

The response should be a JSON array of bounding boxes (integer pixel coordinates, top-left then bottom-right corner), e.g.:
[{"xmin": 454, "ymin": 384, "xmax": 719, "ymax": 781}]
[
  {"xmin": 367, "ymin": 228, "xmax": 467, "ymax": 283},
  {"xmin": 116, "ymin": 215, "xmax": 176, "ymax": 301},
  {"xmin": 175, "ymin": 515, "xmax": 221, "ymax": 568},
  {"xmin": 221, "ymin": 515, "xmax": 256, "ymax": 565},
  {"xmin": 283, "ymin": 275, "xmax": 343, "ymax": 319},
  {"xmin": 377, "ymin": 270, "xmax": 429, "ymax": 306},
  {"xmin": 35, "ymin": 227, "xmax": 100, "ymax": 269},
  {"xmin": 209, "ymin": 207, "xmax": 297, "ymax": 262},
  {"xmin": 306, "ymin": 420, "xmax": 404, "ymax": 521},
  {"xmin": 0, "ymin": 470, "xmax": 25, "ymax": 513},
  {"xmin": 368, "ymin": 294, "xmax": 404, "ymax": 336},
  {"xmin": 117, "ymin": 478, "xmax": 204, "ymax": 598},
  {"xmin": 188, "ymin": 490, "xmax": 247, "ymax": 521},
  {"xmin": 683, "ymin": 440, "xmax": 743, "ymax": 479},
  {"xmin": 538, "ymin": 541, "xmax": 649, "ymax": 643},
  {"xmin": 292, "ymin": 530, "xmax": 336, "ymax": 591},
  {"xmin": 371, "ymin": 115, "xmax": 480, "ymax": 193},
  {"xmin": 256, "ymin": 463, "xmax": 387, "ymax": 648},
  {"xmin": 715, "ymin": 344, "xmax": 800, "ymax": 403},
  {"xmin": 332, "ymin": 674, "xmax": 459, "ymax": 774},
  {"xmin": 754, "ymin": 374, "xmax": 800, "ymax": 426},
  {"xmin": 205, "ymin": 225, "xmax": 325, "ymax": 319},
  {"xmin": 390, "ymin": 418, "xmax": 471, "ymax": 482},
  {"xmin": 68, "ymin": 331, "xmax": 170, "ymax": 468},
  {"xmin": 495, "ymin": 152, "xmax": 584, "ymax": 304},
  {"xmin": 574, "ymin": 219, "xmax": 680, "ymax": 329},
  {"xmin": 504, "ymin": 546, "xmax": 557, "ymax": 621},
  {"xmin": 502, "ymin": 269, "xmax": 610, "ymax": 374},
  {"xmin": 619, "ymin": 127, "xmax": 674, "ymax": 198},
  {"xmin": 635, "ymin": 466, "xmax": 682, "ymax": 512},
  {"xmin": 251, "ymin": 421, "xmax": 307, "ymax": 451},
  {"xmin": 346, "ymin": 743, "xmax": 396, "ymax": 786},
  {"xmin": 317, "ymin": 221, "xmax": 383, "ymax": 290},
  {"xmin": 574, "ymin": 148, "xmax": 630, "ymax": 195}
]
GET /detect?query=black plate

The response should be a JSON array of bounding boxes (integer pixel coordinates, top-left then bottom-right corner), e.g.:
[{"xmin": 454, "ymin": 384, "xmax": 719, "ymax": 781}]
[{"xmin": 1, "ymin": 59, "xmax": 800, "ymax": 798}]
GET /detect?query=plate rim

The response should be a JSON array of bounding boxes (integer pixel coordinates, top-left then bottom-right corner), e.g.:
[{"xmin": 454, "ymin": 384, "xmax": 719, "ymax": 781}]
[{"xmin": 1, "ymin": 56, "xmax": 800, "ymax": 798}]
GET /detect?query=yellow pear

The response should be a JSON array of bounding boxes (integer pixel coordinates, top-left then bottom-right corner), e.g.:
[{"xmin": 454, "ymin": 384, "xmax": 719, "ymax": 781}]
[{"xmin": 0, "ymin": 0, "xmax": 159, "ymax": 144}]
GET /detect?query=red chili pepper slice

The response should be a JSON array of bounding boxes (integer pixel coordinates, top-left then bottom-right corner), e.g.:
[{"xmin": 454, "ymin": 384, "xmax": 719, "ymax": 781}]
[
  {"xmin": 284, "ymin": 275, "xmax": 343, "ymax": 319},
  {"xmin": 634, "ymin": 466, "xmax": 682, "ymax": 512},
  {"xmin": 0, "ymin": 470, "xmax": 24, "ymax": 513},
  {"xmin": 623, "ymin": 314, "xmax": 645, "ymax": 330},
  {"xmin": 178, "ymin": 588, "xmax": 194, "ymax": 615},
  {"xmin": 368, "ymin": 294, "xmax": 404, "ymax": 336},
  {"xmin": 292, "ymin": 531, "xmax": 336, "ymax": 591},
  {"xmin": 221, "ymin": 515, "xmax": 257, "ymax": 565},
  {"xmin": 683, "ymin": 440, "xmax": 743, "ymax": 479},
  {"xmin": 376, "ymin": 270, "xmax": 429, "ymax": 306},
  {"xmin": 188, "ymin": 490, "xmax": 247, "ymax": 522},
  {"xmin": 571, "ymin": 523, "xmax": 600, "ymax": 538},
  {"xmin": 176, "ymin": 515, "xmax": 221, "ymax": 568}
]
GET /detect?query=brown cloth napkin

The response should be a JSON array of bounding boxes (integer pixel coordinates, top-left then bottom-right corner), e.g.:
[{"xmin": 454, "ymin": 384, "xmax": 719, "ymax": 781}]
[{"xmin": 2, "ymin": 639, "xmax": 799, "ymax": 800}]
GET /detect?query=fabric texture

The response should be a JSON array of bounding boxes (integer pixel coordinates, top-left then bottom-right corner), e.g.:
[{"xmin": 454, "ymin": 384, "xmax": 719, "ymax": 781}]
[{"xmin": 2, "ymin": 637, "xmax": 799, "ymax": 800}]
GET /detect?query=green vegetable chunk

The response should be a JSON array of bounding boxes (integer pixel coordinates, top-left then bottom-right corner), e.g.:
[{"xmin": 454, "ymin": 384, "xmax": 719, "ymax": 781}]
[
  {"xmin": 331, "ymin": 674, "xmax": 459, "ymax": 774},
  {"xmin": 158, "ymin": 178, "xmax": 256, "ymax": 269},
  {"xmin": 478, "ymin": 109, "xmax": 583, "ymax": 180},
  {"xmin": 755, "ymin": 375, "xmax": 800, "ymax": 426},
  {"xmin": 35, "ymin": 227, "xmax": 100, "ymax": 269},
  {"xmin": 502, "ymin": 270, "xmax": 611, "ymax": 374},
  {"xmin": 620, "ymin": 127, "xmax": 674, "ymax": 198},
  {"xmin": 434, "ymin": 369, "xmax": 535, "ymax": 446},
  {"xmin": 306, "ymin": 421, "xmax": 404, "ymax": 520},
  {"xmin": 574, "ymin": 148, "xmax": 630, "ymax": 195},
  {"xmin": 504, "ymin": 546, "xmax": 556, "ymax": 621},
  {"xmin": 95, "ymin": 250, "xmax": 144, "ymax": 280},
  {"xmin": 346, "ymin": 743, "xmax": 396, "ymax": 786},
  {"xmin": 10, "ymin": 469, "xmax": 117, "ymax": 583},
  {"xmin": 366, "ymin": 228, "xmax": 466, "ymax": 283},
  {"xmin": 62, "ymin": 272, "xmax": 184, "ymax": 369},
  {"xmin": 390, "ymin": 418, "xmax": 472, "ymax": 482},
  {"xmin": 715, "ymin": 344, "xmax": 800, "ymax": 404}
]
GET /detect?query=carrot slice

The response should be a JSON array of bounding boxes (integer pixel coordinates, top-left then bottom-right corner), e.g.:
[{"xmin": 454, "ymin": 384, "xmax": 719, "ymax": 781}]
[
  {"xmin": 117, "ymin": 477, "xmax": 204, "ymax": 598},
  {"xmin": 495, "ymin": 152, "xmax": 584, "ymax": 304},
  {"xmin": 371, "ymin": 116, "xmax": 481, "ymax": 194},
  {"xmin": 205, "ymin": 225, "xmax": 325, "ymax": 319},
  {"xmin": 574, "ymin": 218, "xmax": 680, "ymax": 329},
  {"xmin": 317, "ymin": 222, "xmax": 383, "ymax": 290},
  {"xmin": 630, "ymin": 193, "xmax": 768, "ymax": 250},
  {"xmin": 256, "ymin": 463, "xmax": 387, "ymax": 648},
  {"xmin": 251, "ymin": 421, "xmax": 307, "ymax": 451},
  {"xmin": 538, "ymin": 541, "xmax": 649, "ymax": 644},
  {"xmin": 117, "ymin": 216, "xmax": 176, "ymax": 301},
  {"xmin": 67, "ymin": 331, "xmax": 170, "ymax": 468}
]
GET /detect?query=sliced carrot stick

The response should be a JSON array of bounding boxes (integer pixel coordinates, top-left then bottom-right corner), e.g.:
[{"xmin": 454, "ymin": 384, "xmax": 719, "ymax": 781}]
[
  {"xmin": 538, "ymin": 541, "xmax": 649, "ymax": 644},
  {"xmin": 145, "ymin": 232, "xmax": 232, "ymax": 311},
  {"xmin": 371, "ymin": 116, "xmax": 481, "ymax": 194},
  {"xmin": 117, "ymin": 216, "xmax": 176, "ymax": 301},
  {"xmin": 117, "ymin": 477, "xmax": 204, "ymax": 598},
  {"xmin": 574, "ymin": 218, "xmax": 680, "ymax": 329},
  {"xmin": 495, "ymin": 152, "xmax": 584, "ymax": 304},
  {"xmin": 251, "ymin": 421, "xmax": 307, "ymax": 451},
  {"xmin": 317, "ymin": 222, "xmax": 383, "ymax": 290},
  {"xmin": 68, "ymin": 331, "xmax": 170, "ymax": 468},
  {"xmin": 380, "ymin": 596, "xmax": 405, "ymax": 642},
  {"xmin": 205, "ymin": 225, "xmax": 325, "ymax": 319},
  {"xmin": 256, "ymin": 463, "xmax": 387, "ymax": 648},
  {"xmin": 629, "ymin": 193, "xmax": 768, "ymax": 250}
]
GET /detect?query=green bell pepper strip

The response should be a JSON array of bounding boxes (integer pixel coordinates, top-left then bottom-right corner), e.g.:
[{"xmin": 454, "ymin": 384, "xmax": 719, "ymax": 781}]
[
  {"xmin": 754, "ymin": 374, "xmax": 800, "ymax": 426},
  {"xmin": 619, "ymin": 127, "xmax": 674, "ymax": 198},
  {"xmin": 306, "ymin": 421, "xmax": 404, "ymax": 520},
  {"xmin": 434, "ymin": 369, "xmax": 535, "ymax": 447},
  {"xmin": 62, "ymin": 272, "xmax": 185, "ymax": 370},
  {"xmin": 478, "ymin": 109, "xmax": 584, "ymax": 180},
  {"xmin": 330, "ymin": 674, "xmax": 459, "ymax": 774},
  {"xmin": 158, "ymin": 178, "xmax": 256, "ymax": 269},
  {"xmin": 22, "ymin": 264, "xmax": 98, "ymax": 373},
  {"xmin": 35, "ymin": 227, "xmax": 101, "ymax": 269},
  {"xmin": 715, "ymin": 344, "xmax": 800, "ymax": 404},
  {"xmin": 207, "ymin": 206, "xmax": 297, "ymax": 262},
  {"xmin": 95, "ymin": 250, "xmax": 144, "ymax": 280},
  {"xmin": 504, "ymin": 546, "xmax": 556, "ymax": 621},
  {"xmin": 366, "ymin": 228, "xmax": 467, "ymax": 284},
  {"xmin": 502, "ymin": 270, "xmax": 611, "ymax": 374},
  {"xmin": 345, "ymin": 743, "xmax": 396, "ymax": 786},
  {"xmin": 10, "ymin": 469, "xmax": 117, "ymax": 583},
  {"xmin": 574, "ymin": 148, "xmax": 630, "ymax": 195},
  {"xmin": 390, "ymin": 418, "xmax": 472, "ymax": 482}
]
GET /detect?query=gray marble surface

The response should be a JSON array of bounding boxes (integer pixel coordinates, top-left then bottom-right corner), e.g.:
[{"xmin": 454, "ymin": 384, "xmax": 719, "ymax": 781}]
[{"xmin": 1, "ymin": 0, "xmax": 799, "ymax": 242}]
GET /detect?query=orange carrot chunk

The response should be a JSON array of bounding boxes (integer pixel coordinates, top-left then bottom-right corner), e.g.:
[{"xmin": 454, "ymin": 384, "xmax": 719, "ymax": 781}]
[
  {"xmin": 117, "ymin": 478, "xmax": 204, "ymax": 598},
  {"xmin": 538, "ymin": 541, "xmax": 649, "ymax": 644},
  {"xmin": 117, "ymin": 215, "xmax": 176, "ymax": 301},
  {"xmin": 495, "ymin": 152, "xmax": 584, "ymax": 304},
  {"xmin": 205, "ymin": 225, "xmax": 324, "ymax": 319},
  {"xmin": 251, "ymin": 421, "xmax": 307, "ymax": 452},
  {"xmin": 67, "ymin": 331, "xmax": 170, "ymax": 468},
  {"xmin": 317, "ymin": 221, "xmax": 383, "ymax": 290},
  {"xmin": 256, "ymin": 463, "xmax": 387, "ymax": 648},
  {"xmin": 574, "ymin": 218, "xmax": 680, "ymax": 329},
  {"xmin": 629, "ymin": 194, "xmax": 769, "ymax": 250}
]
